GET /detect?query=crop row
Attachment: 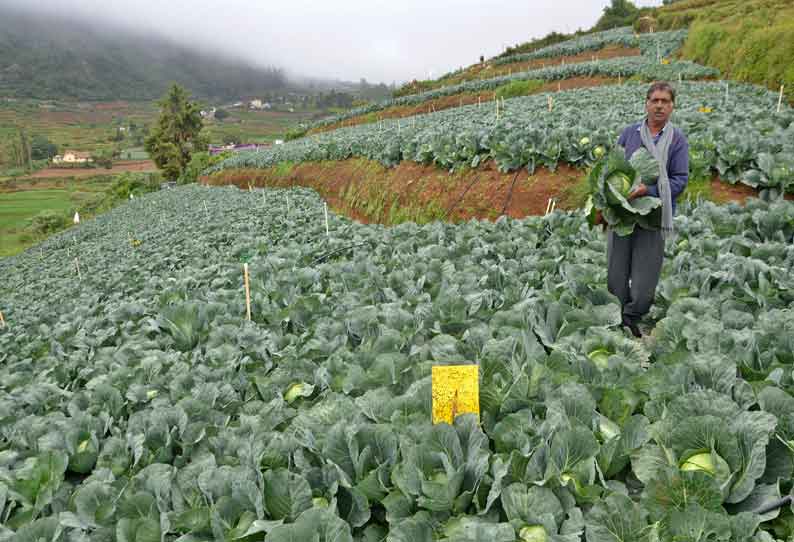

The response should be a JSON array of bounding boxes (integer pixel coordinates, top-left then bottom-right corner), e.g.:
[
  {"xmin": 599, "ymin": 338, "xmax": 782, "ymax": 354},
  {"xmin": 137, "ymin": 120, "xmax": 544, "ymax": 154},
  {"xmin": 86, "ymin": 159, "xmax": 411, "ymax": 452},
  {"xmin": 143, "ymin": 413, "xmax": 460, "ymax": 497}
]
[
  {"xmin": 309, "ymin": 57, "xmax": 717, "ymax": 130},
  {"xmin": 492, "ymin": 28, "xmax": 688, "ymax": 67},
  {"xmin": 2, "ymin": 184, "xmax": 794, "ymax": 539},
  {"xmin": 211, "ymin": 82, "xmax": 794, "ymax": 195}
]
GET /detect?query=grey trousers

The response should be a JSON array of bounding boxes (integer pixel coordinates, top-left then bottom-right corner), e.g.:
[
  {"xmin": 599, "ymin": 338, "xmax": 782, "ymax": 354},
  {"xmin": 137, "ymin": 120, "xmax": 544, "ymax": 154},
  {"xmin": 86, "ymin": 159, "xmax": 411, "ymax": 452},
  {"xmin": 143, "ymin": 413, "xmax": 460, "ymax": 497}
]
[{"xmin": 607, "ymin": 227, "xmax": 664, "ymax": 324}]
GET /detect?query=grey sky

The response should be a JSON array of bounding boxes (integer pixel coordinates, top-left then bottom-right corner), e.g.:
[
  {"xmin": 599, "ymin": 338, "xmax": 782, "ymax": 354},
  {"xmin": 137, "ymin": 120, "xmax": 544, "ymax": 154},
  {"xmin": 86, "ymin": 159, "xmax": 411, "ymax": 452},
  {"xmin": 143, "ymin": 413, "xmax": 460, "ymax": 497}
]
[{"xmin": 5, "ymin": 0, "xmax": 663, "ymax": 84}]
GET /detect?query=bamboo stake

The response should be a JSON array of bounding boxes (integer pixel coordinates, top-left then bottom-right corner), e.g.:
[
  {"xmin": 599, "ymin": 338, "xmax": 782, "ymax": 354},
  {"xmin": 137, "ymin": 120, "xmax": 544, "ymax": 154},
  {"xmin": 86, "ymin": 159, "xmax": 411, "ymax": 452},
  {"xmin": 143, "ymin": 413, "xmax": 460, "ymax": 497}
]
[
  {"xmin": 619, "ymin": 72, "xmax": 622, "ymax": 85},
  {"xmin": 478, "ymin": 96, "xmax": 481, "ymax": 108},
  {"xmin": 243, "ymin": 263, "xmax": 251, "ymax": 321},
  {"xmin": 324, "ymin": 202, "xmax": 330, "ymax": 236},
  {"xmin": 557, "ymin": 82, "xmax": 561, "ymax": 92},
  {"xmin": 550, "ymin": 199, "xmax": 556, "ymax": 213},
  {"xmin": 0, "ymin": 310, "xmax": 6, "ymax": 329},
  {"xmin": 778, "ymin": 85, "xmax": 785, "ymax": 113},
  {"xmin": 548, "ymin": 95, "xmax": 554, "ymax": 112},
  {"xmin": 74, "ymin": 257, "xmax": 82, "ymax": 280},
  {"xmin": 545, "ymin": 198, "xmax": 552, "ymax": 215},
  {"xmin": 203, "ymin": 200, "xmax": 209, "ymax": 219}
]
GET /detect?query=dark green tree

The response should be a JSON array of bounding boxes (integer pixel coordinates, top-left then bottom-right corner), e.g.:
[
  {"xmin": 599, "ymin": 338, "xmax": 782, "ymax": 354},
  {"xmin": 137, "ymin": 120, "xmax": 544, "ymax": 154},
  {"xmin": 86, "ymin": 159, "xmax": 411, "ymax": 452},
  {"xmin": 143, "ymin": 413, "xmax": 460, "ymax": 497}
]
[
  {"xmin": 593, "ymin": 0, "xmax": 640, "ymax": 31},
  {"xmin": 30, "ymin": 135, "xmax": 58, "ymax": 161},
  {"xmin": 214, "ymin": 108, "xmax": 229, "ymax": 121},
  {"xmin": 145, "ymin": 84, "xmax": 207, "ymax": 180}
]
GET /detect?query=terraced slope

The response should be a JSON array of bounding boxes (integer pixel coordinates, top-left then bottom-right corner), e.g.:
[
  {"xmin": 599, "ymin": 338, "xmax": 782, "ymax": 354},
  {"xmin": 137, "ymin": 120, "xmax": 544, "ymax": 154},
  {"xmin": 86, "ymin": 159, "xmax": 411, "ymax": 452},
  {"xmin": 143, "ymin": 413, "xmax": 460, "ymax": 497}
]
[{"xmin": 212, "ymin": 82, "xmax": 794, "ymax": 196}]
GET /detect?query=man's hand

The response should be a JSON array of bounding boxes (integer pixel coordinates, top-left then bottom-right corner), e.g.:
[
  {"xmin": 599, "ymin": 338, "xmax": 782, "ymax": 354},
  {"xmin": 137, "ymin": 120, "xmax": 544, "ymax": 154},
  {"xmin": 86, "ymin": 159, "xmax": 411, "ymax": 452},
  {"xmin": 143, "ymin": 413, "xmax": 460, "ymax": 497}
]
[
  {"xmin": 593, "ymin": 210, "xmax": 606, "ymax": 230},
  {"xmin": 628, "ymin": 183, "xmax": 648, "ymax": 200}
]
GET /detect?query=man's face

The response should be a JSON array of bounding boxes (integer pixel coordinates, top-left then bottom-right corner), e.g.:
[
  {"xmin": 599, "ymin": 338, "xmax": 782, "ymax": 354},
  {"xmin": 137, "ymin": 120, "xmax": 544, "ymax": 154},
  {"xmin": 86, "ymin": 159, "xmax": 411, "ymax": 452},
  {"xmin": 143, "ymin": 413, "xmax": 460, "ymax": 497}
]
[{"xmin": 646, "ymin": 90, "xmax": 674, "ymax": 126}]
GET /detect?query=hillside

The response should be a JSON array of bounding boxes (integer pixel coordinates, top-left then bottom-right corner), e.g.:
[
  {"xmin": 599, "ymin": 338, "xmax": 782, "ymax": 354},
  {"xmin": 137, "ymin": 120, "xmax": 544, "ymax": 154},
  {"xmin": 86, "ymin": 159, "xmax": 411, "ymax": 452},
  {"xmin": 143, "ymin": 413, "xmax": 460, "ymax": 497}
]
[
  {"xmin": 655, "ymin": 0, "xmax": 794, "ymax": 101},
  {"xmin": 0, "ymin": 6, "xmax": 286, "ymax": 101},
  {"xmin": 6, "ymin": 2, "xmax": 794, "ymax": 540}
]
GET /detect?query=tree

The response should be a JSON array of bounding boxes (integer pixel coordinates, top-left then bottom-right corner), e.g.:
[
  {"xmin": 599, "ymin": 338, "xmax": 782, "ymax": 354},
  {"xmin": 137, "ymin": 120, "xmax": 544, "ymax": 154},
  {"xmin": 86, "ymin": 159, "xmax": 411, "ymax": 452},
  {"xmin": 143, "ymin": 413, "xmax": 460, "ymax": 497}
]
[
  {"xmin": 30, "ymin": 135, "xmax": 58, "ymax": 160},
  {"xmin": 214, "ymin": 108, "xmax": 229, "ymax": 121},
  {"xmin": 222, "ymin": 133, "xmax": 241, "ymax": 146},
  {"xmin": 593, "ymin": 0, "xmax": 640, "ymax": 31},
  {"xmin": 144, "ymin": 84, "xmax": 207, "ymax": 180}
]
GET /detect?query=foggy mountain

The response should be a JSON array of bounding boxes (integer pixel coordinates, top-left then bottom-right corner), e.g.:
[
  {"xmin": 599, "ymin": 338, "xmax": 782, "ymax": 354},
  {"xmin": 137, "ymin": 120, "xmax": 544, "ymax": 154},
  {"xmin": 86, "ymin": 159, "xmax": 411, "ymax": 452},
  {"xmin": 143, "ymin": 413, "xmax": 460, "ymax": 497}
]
[{"xmin": 0, "ymin": 5, "xmax": 289, "ymax": 101}]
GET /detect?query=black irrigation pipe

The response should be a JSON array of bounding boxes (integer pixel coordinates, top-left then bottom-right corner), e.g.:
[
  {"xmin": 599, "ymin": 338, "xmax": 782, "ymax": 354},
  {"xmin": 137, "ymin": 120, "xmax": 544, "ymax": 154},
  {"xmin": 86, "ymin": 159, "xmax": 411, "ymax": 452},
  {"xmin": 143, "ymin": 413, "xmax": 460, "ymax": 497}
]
[
  {"xmin": 755, "ymin": 496, "xmax": 792, "ymax": 516},
  {"xmin": 444, "ymin": 173, "xmax": 481, "ymax": 220},
  {"xmin": 311, "ymin": 241, "xmax": 371, "ymax": 266},
  {"xmin": 500, "ymin": 170, "xmax": 522, "ymax": 216}
]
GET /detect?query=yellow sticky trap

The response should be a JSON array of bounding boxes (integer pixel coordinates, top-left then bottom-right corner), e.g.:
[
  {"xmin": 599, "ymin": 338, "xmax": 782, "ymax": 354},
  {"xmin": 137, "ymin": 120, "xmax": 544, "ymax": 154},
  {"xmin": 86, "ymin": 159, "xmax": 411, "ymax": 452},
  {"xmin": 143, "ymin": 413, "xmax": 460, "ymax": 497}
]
[{"xmin": 431, "ymin": 365, "xmax": 480, "ymax": 425}]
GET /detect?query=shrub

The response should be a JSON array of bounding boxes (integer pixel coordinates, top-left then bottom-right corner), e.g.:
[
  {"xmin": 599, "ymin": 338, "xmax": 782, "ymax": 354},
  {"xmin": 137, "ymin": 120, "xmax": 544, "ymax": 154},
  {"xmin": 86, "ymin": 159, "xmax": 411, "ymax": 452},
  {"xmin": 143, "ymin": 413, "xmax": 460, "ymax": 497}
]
[
  {"xmin": 111, "ymin": 171, "xmax": 162, "ymax": 200},
  {"xmin": 285, "ymin": 126, "xmax": 309, "ymax": 141},
  {"xmin": 178, "ymin": 151, "xmax": 232, "ymax": 184},
  {"xmin": 27, "ymin": 210, "xmax": 71, "ymax": 236}
]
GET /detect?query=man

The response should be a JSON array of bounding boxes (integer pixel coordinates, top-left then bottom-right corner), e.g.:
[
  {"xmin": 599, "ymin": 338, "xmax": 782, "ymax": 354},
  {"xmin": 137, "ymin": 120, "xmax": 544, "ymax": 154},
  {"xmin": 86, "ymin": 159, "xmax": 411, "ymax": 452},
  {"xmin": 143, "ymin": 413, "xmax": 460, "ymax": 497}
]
[{"xmin": 608, "ymin": 81, "xmax": 689, "ymax": 338}]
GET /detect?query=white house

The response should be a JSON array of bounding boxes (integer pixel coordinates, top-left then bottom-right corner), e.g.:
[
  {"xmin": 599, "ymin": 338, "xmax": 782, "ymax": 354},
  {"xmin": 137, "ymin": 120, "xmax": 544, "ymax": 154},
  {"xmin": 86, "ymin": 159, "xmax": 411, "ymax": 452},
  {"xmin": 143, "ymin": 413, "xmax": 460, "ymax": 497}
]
[
  {"xmin": 250, "ymin": 99, "xmax": 263, "ymax": 109},
  {"xmin": 53, "ymin": 151, "xmax": 93, "ymax": 164}
]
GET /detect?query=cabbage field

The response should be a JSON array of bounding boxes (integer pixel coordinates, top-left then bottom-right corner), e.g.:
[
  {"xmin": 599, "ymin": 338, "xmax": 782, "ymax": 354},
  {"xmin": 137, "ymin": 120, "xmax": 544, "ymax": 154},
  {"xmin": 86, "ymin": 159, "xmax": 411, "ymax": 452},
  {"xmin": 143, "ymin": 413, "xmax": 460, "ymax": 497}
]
[
  {"xmin": 491, "ymin": 28, "xmax": 688, "ymax": 66},
  {"xmin": 2, "ymin": 185, "xmax": 794, "ymax": 540},
  {"xmin": 210, "ymin": 82, "xmax": 794, "ymax": 196},
  {"xmin": 309, "ymin": 30, "xmax": 714, "ymax": 130}
]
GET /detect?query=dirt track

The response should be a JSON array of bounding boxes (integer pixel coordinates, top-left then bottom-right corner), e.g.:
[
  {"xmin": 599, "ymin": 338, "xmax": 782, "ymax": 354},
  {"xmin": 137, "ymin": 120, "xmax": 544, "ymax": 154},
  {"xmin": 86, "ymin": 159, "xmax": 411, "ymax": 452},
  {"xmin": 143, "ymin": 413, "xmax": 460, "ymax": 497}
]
[{"xmin": 28, "ymin": 161, "xmax": 157, "ymax": 179}]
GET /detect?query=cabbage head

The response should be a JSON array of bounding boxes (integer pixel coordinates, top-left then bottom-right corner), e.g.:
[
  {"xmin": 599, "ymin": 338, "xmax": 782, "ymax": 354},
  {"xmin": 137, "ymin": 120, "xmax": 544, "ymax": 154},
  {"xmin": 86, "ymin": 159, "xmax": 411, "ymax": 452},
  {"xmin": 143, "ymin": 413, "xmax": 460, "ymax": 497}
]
[
  {"xmin": 588, "ymin": 147, "xmax": 662, "ymax": 237},
  {"xmin": 629, "ymin": 147, "xmax": 659, "ymax": 185}
]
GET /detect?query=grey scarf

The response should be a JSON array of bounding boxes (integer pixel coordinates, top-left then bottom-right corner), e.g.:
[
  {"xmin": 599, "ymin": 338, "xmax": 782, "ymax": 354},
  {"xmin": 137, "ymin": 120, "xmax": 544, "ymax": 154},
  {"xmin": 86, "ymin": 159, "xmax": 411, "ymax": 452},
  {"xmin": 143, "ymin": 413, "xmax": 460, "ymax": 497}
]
[{"xmin": 639, "ymin": 120, "xmax": 674, "ymax": 238}]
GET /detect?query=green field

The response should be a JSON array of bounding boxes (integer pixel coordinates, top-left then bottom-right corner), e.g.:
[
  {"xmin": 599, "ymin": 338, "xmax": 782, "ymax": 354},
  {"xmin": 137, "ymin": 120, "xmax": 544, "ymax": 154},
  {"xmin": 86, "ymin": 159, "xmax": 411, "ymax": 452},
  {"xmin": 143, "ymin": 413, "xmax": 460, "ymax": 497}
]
[
  {"xmin": 0, "ymin": 99, "xmax": 322, "ymax": 179},
  {"xmin": 0, "ymin": 177, "xmax": 120, "ymax": 257}
]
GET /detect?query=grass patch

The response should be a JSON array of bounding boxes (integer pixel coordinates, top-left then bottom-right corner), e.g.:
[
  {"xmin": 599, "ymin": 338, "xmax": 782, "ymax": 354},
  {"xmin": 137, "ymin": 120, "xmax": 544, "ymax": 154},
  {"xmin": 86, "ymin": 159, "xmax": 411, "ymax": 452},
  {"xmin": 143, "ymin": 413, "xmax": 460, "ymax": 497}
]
[
  {"xmin": 0, "ymin": 172, "xmax": 160, "ymax": 258},
  {"xmin": 681, "ymin": 175, "xmax": 713, "ymax": 203},
  {"xmin": 655, "ymin": 0, "xmax": 794, "ymax": 101},
  {"xmin": 495, "ymin": 79, "xmax": 545, "ymax": 100},
  {"xmin": 559, "ymin": 172, "xmax": 592, "ymax": 209}
]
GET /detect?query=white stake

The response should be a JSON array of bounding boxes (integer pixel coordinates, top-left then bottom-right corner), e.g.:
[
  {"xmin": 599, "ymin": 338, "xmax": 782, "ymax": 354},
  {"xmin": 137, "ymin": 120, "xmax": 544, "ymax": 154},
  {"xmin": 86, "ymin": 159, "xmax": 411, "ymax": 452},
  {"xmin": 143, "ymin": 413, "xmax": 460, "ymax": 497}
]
[
  {"xmin": 73, "ymin": 212, "xmax": 80, "ymax": 225},
  {"xmin": 778, "ymin": 85, "xmax": 785, "ymax": 113},
  {"xmin": 243, "ymin": 263, "xmax": 251, "ymax": 321},
  {"xmin": 478, "ymin": 96, "xmax": 481, "ymax": 108},
  {"xmin": 0, "ymin": 310, "xmax": 5, "ymax": 328},
  {"xmin": 324, "ymin": 202, "xmax": 330, "ymax": 236},
  {"xmin": 74, "ymin": 257, "xmax": 82, "ymax": 280},
  {"xmin": 725, "ymin": 82, "xmax": 729, "ymax": 104},
  {"xmin": 548, "ymin": 95, "xmax": 553, "ymax": 112},
  {"xmin": 262, "ymin": 189, "xmax": 267, "ymax": 207},
  {"xmin": 203, "ymin": 200, "xmax": 209, "ymax": 218},
  {"xmin": 545, "ymin": 198, "xmax": 552, "ymax": 215},
  {"xmin": 287, "ymin": 195, "xmax": 290, "ymax": 215}
]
